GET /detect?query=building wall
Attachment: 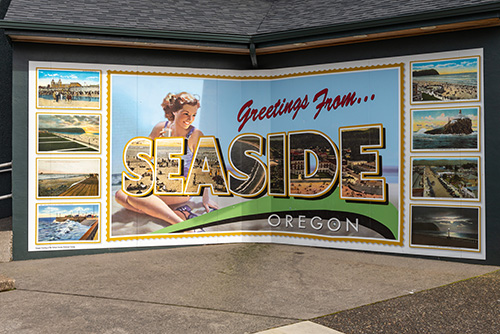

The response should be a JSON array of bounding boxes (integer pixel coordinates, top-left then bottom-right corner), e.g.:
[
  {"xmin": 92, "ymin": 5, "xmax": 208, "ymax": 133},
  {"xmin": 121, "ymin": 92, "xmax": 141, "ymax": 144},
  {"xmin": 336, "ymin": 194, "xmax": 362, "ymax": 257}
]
[
  {"xmin": 11, "ymin": 26, "xmax": 500, "ymax": 263},
  {"xmin": 0, "ymin": 1, "xmax": 12, "ymax": 219}
]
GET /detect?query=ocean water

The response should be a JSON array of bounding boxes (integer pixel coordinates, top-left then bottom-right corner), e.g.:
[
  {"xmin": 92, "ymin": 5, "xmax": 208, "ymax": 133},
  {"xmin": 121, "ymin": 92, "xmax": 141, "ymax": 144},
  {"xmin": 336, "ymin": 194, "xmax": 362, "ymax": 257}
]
[
  {"xmin": 38, "ymin": 218, "xmax": 91, "ymax": 242},
  {"xmin": 413, "ymin": 72, "xmax": 477, "ymax": 86},
  {"xmin": 49, "ymin": 130, "xmax": 98, "ymax": 136},
  {"xmin": 39, "ymin": 94, "xmax": 99, "ymax": 102},
  {"xmin": 413, "ymin": 132, "xmax": 477, "ymax": 150},
  {"xmin": 38, "ymin": 173, "xmax": 86, "ymax": 180},
  {"xmin": 414, "ymin": 230, "xmax": 477, "ymax": 240},
  {"xmin": 112, "ymin": 173, "xmax": 122, "ymax": 185}
]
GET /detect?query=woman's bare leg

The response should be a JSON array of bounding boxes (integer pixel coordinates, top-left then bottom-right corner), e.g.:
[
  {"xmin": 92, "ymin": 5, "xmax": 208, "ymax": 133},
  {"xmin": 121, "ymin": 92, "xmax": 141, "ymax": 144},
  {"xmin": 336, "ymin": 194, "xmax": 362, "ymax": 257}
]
[
  {"xmin": 116, "ymin": 189, "xmax": 186, "ymax": 225},
  {"xmin": 126, "ymin": 195, "xmax": 184, "ymax": 225},
  {"xmin": 115, "ymin": 189, "xmax": 143, "ymax": 213}
]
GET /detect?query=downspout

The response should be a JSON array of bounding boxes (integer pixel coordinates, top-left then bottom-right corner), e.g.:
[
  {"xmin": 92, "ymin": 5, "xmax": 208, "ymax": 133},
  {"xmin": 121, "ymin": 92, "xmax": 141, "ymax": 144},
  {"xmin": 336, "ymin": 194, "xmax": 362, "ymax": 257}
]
[{"xmin": 250, "ymin": 42, "xmax": 258, "ymax": 68}]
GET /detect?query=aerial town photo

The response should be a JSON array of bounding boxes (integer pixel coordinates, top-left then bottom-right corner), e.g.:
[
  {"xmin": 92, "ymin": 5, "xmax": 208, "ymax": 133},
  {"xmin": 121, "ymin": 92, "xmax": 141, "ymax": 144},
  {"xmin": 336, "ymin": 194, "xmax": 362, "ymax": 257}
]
[
  {"xmin": 268, "ymin": 135, "xmax": 286, "ymax": 195},
  {"xmin": 411, "ymin": 157, "xmax": 479, "ymax": 200},
  {"xmin": 341, "ymin": 127, "xmax": 384, "ymax": 200},
  {"xmin": 289, "ymin": 133, "xmax": 337, "ymax": 197}
]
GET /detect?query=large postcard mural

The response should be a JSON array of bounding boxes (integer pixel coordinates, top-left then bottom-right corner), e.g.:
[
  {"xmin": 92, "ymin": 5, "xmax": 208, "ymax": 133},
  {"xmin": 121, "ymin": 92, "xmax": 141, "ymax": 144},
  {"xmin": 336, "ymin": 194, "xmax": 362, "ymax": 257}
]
[
  {"xmin": 109, "ymin": 65, "xmax": 402, "ymax": 243},
  {"xmin": 27, "ymin": 49, "xmax": 485, "ymax": 260}
]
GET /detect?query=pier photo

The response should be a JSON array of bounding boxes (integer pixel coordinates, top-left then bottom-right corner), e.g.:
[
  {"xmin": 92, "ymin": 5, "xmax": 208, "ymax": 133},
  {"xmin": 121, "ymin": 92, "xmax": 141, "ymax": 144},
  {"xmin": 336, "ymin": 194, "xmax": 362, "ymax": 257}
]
[
  {"xmin": 37, "ymin": 204, "xmax": 100, "ymax": 243},
  {"xmin": 37, "ymin": 114, "xmax": 100, "ymax": 153},
  {"xmin": 37, "ymin": 158, "xmax": 100, "ymax": 198}
]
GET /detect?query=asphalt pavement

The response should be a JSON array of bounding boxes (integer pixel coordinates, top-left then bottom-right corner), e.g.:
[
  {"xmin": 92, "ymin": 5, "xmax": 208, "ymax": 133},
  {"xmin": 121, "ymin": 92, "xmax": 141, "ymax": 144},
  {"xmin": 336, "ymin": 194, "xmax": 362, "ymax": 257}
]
[{"xmin": 0, "ymin": 243, "xmax": 498, "ymax": 333}]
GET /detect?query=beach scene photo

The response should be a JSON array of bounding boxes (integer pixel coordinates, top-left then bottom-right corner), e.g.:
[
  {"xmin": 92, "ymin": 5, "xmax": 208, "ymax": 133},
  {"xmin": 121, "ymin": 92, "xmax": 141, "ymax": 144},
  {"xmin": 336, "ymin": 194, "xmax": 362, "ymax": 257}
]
[
  {"xmin": 411, "ymin": 57, "xmax": 479, "ymax": 103},
  {"xmin": 37, "ymin": 158, "xmax": 100, "ymax": 198},
  {"xmin": 412, "ymin": 107, "xmax": 479, "ymax": 151},
  {"xmin": 37, "ymin": 68, "xmax": 100, "ymax": 109},
  {"xmin": 340, "ymin": 127, "xmax": 384, "ymax": 201},
  {"xmin": 37, "ymin": 113, "xmax": 100, "ymax": 153},
  {"xmin": 289, "ymin": 133, "xmax": 337, "ymax": 197},
  {"xmin": 122, "ymin": 138, "xmax": 154, "ymax": 195},
  {"xmin": 411, "ymin": 205, "xmax": 479, "ymax": 250},
  {"xmin": 268, "ymin": 134, "xmax": 286, "ymax": 195},
  {"xmin": 37, "ymin": 204, "xmax": 99, "ymax": 243},
  {"xmin": 411, "ymin": 157, "xmax": 479, "ymax": 200}
]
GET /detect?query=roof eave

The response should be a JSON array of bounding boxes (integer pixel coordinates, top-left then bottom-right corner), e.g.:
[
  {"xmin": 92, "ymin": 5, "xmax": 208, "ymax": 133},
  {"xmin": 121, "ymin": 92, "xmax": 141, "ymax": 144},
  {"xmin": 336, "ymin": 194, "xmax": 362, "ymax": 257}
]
[{"xmin": 1, "ymin": 2, "xmax": 500, "ymax": 55}]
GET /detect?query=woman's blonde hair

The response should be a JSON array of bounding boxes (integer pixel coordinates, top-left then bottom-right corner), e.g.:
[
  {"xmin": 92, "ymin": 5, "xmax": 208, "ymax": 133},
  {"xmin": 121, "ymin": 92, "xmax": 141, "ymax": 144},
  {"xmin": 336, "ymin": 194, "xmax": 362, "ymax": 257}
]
[{"xmin": 161, "ymin": 92, "xmax": 200, "ymax": 121}]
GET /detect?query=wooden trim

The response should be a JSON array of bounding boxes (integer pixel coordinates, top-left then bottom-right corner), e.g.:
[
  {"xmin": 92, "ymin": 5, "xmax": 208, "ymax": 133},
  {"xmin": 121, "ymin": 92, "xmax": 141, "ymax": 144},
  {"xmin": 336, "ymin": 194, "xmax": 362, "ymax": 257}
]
[
  {"xmin": 256, "ymin": 18, "xmax": 500, "ymax": 55},
  {"xmin": 8, "ymin": 35, "xmax": 250, "ymax": 55},
  {"xmin": 8, "ymin": 18, "xmax": 500, "ymax": 55}
]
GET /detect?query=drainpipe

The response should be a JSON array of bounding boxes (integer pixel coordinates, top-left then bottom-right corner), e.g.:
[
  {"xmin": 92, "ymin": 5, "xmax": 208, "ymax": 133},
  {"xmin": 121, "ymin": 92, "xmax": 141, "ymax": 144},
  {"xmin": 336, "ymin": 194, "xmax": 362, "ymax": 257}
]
[{"xmin": 249, "ymin": 42, "xmax": 258, "ymax": 68}]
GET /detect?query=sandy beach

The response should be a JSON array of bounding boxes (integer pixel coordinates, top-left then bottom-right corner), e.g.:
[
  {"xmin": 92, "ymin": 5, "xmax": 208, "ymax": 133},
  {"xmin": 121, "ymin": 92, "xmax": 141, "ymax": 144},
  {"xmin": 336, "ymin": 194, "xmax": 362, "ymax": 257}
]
[
  {"xmin": 412, "ymin": 233, "xmax": 478, "ymax": 250},
  {"xmin": 413, "ymin": 81, "xmax": 477, "ymax": 101},
  {"xmin": 38, "ymin": 98, "xmax": 100, "ymax": 109}
]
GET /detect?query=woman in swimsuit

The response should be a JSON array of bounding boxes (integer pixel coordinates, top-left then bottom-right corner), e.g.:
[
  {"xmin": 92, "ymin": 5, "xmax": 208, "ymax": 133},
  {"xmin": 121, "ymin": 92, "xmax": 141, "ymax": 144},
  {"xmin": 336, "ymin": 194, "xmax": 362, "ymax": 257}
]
[{"xmin": 115, "ymin": 92, "xmax": 218, "ymax": 225}]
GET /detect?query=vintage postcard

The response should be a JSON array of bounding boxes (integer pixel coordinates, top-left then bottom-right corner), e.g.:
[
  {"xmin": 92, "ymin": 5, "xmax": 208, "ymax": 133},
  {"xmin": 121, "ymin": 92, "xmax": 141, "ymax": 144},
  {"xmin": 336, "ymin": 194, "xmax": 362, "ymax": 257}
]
[
  {"xmin": 411, "ymin": 205, "xmax": 479, "ymax": 251},
  {"xmin": 36, "ymin": 203, "xmax": 100, "ymax": 243},
  {"xmin": 37, "ymin": 158, "xmax": 100, "ymax": 199},
  {"xmin": 37, "ymin": 113, "xmax": 101, "ymax": 153},
  {"xmin": 36, "ymin": 68, "xmax": 101, "ymax": 109},
  {"xmin": 411, "ymin": 157, "xmax": 479, "ymax": 201},
  {"xmin": 411, "ymin": 56, "xmax": 480, "ymax": 104},
  {"xmin": 411, "ymin": 107, "xmax": 479, "ymax": 152}
]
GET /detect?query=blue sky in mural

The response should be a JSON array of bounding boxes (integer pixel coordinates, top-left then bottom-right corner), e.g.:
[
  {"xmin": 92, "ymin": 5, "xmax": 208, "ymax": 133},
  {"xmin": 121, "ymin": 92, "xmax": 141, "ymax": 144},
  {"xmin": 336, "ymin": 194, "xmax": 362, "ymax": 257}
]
[
  {"xmin": 38, "ymin": 69, "xmax": 100, "ymax": 86},
  {"xmin": 412, "ymin": 58, "xmax": 478, "ymax": 74}
]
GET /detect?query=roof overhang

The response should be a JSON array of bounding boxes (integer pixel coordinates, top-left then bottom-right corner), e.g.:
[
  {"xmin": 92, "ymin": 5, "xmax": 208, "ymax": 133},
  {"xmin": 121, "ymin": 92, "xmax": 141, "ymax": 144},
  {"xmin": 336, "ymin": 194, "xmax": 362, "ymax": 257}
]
[{"xmin": 2, "ymin": 3, "xmax": 500, "ymax": 56}]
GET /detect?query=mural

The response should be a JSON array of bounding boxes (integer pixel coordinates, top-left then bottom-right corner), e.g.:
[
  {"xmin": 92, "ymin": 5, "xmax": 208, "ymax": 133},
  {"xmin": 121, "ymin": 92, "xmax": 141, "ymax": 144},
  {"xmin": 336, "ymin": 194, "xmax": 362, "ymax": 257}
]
[
  {"xmin": 109, "ymin": 65, "xmax": 402, "ymax": 242},
  {"xmin": 27, "ymin": 49, "xmax": 485, "ymax": 260}
]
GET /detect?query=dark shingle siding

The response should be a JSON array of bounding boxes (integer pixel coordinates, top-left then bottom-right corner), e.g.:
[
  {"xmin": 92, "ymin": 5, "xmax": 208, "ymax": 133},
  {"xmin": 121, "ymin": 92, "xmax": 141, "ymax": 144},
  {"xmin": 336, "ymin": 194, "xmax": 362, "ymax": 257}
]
[{"xmin": 4, "ymin": 0, "xmax": 500, "ymax": 35}]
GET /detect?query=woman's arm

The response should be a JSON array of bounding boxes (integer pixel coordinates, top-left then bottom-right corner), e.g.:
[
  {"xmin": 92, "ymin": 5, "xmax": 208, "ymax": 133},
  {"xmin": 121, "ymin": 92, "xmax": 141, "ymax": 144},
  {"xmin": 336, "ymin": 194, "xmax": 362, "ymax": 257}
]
[
  {"xmin": 149, "ymin": 121, "xmax": 166, "ymax": 139},
  {"xmin": 188, "ymin": 128, "xmax": 203, "ymax": 152},
  {"xmin": 189, "ymin": 128, "xmax": 219, "ymax": 212},
  {"xmin": 202, "ymin": 187, "xmax": 219, "ymax": 213}
]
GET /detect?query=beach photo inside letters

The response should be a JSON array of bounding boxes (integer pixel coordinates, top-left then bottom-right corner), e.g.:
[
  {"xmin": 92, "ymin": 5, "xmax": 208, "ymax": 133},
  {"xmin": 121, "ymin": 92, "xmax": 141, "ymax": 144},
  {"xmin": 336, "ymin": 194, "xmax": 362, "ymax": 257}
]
[{"xmin": 411, "ymin": 57, "xmax": 479, "ymax": 103}]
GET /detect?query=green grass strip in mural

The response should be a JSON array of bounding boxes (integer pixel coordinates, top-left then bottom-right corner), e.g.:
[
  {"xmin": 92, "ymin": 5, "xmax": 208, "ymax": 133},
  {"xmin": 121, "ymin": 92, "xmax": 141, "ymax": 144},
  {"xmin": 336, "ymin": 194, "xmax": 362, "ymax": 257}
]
[{"xmin": 152, "ymin": 188, "xmax": 399, "ymax": 237}]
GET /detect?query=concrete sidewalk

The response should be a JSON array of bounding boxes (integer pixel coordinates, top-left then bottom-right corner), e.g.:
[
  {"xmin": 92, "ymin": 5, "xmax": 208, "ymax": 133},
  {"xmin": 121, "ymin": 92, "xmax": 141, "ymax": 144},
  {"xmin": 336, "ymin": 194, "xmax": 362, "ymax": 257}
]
[
  {"xmin": 0, "ymin": 216, "xmax": 12, "ymax": 263},
  {"xmin": 0, "ymin": 244, "xmax": 498, "ymax": 333}
]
